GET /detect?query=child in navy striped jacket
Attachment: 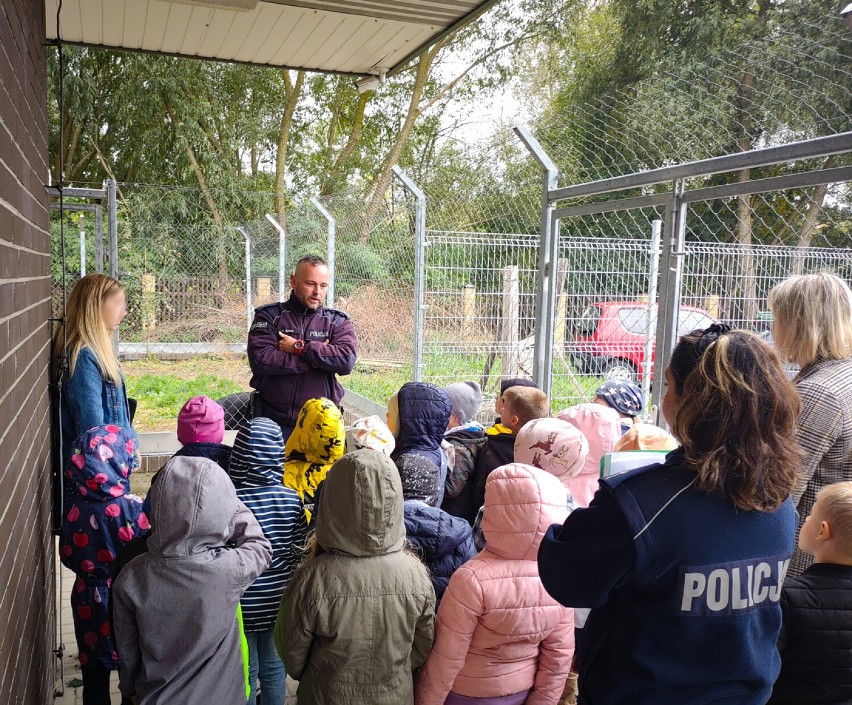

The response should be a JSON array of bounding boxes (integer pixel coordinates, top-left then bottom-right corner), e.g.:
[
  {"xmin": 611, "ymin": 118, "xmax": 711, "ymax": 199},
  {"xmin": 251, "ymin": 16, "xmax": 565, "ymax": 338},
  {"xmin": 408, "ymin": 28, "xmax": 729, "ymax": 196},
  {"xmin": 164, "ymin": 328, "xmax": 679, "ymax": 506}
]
[{"xmin": 229, "ymin": 417, "xmax": 308, "ymax": 705}]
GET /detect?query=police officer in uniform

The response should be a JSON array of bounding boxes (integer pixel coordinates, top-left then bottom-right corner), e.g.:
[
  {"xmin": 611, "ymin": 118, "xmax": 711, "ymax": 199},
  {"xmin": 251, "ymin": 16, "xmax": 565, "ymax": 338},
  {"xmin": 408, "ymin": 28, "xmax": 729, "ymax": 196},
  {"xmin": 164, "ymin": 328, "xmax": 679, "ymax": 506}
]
[
  {"xmin": 538, "ymin": 326, "xmax": 802, "ymax": 705},
  {"xmin": 247, "ymin": 255, "xmax": 357, "ymax": 439}
]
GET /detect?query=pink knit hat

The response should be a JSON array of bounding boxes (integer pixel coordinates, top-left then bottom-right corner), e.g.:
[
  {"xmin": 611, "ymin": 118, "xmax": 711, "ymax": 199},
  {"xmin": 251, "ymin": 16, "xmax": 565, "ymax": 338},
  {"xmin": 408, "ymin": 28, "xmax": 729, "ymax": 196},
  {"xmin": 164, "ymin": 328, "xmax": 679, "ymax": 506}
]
[{"xmin": 177, "ymin": 396, "xmax": 225, "ymax": 445}]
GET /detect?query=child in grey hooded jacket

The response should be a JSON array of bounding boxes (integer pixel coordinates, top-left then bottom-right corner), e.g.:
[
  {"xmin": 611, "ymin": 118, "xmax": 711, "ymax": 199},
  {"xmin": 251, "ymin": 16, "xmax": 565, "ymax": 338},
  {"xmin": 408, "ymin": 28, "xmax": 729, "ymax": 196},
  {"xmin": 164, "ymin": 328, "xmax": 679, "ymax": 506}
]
[{"xmin": 112, "ymin": 456, "xmax": 272, "ymax": 705}]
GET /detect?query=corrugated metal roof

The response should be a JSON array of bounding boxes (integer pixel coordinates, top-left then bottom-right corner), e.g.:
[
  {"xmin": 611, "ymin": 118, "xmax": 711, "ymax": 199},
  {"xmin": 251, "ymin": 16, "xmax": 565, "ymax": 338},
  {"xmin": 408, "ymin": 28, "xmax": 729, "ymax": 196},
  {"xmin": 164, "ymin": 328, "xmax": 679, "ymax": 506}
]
[{"xmin": 44, "ymin": 0, "xmax": 501, "ymax": 76}]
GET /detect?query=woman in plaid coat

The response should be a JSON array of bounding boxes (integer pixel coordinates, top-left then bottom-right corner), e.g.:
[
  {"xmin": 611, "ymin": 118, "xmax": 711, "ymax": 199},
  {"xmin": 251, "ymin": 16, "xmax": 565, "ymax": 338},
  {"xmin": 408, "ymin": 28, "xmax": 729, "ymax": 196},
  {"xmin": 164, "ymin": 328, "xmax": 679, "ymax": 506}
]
[{"xmin": 769, "ymin": 272, "xmax": 852, "ymax": 575}]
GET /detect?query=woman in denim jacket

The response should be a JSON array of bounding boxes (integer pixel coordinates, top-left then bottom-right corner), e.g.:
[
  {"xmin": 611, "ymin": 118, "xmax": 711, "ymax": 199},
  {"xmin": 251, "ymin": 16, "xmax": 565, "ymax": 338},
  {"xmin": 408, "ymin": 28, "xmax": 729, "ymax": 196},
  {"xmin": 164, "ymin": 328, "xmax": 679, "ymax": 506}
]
[{"xmin": 54, "ymin": 274, "xmax": 134, "ymax": 474}]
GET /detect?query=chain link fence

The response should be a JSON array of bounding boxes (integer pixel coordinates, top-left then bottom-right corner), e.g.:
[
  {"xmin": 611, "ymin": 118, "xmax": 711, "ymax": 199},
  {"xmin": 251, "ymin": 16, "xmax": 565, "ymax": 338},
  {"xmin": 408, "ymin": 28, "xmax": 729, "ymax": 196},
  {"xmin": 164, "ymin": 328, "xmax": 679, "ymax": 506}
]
[{"xmin": 49, "ymin": 11, "xmax": 850, "ymax": 430}]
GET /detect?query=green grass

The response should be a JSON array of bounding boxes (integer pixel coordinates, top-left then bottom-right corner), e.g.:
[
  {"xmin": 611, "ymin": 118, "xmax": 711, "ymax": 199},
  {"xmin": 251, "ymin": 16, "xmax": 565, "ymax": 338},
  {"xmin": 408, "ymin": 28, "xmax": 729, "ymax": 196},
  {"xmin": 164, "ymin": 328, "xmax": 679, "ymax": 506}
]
[
  {"xmin": 126, "ymin": 372, "xmax": 246, "ymax": 432},
  {"xmin": 123, "ymin": 353, "xmax": 608, "ymax": 432},
  {"xmin": 346, "ymin": 367, "xmax": 412, "ymax": 404},
  {"xmin": 346, "ymin": 353, "xmax": 606, "ymax": 415}
]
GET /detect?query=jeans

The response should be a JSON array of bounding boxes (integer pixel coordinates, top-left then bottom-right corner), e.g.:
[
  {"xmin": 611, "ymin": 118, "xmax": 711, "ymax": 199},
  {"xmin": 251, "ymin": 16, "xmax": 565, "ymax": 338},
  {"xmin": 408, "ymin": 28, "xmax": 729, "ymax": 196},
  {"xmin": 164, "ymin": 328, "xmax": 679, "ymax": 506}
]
[{"xmin": 246, "ymin": 628, "xmax": 286, "ymax": 705}]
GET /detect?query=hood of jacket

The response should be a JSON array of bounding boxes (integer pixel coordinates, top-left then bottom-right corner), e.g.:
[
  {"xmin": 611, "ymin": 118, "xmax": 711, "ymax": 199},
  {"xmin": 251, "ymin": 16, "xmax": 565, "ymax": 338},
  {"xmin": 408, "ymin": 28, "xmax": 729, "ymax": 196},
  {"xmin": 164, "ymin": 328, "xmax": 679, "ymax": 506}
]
[
  {"xmin": 316, "ymin": 449, "xmax": 406, "ymax": 557},
  {"xmin": 403, "ymin": 502, "xmax": 473, "ymax": 563},
  {"xmin": 391, "ymin": 383, "xmax": 452, "ymax": 468},
  {"xmin": 66, "ymin": 424, "xmax": 138, "ymax": 502},
  {"xmin": 229, "ymin": 417, "xmax": 284, "ymax": 487},
  {"xmin": 558, "ymin": 403, "xmax": 621, "ymax": 478},
  {"xmin": 148, "ymin": 455, "xmax": 240, "ymax": 558},
  {"xmin": 514, "ymin": 418, "xmax": 589, "ymax": 485},
  {"xmin": 481, "ymin": 463, "xmax": 568, "ymax": 561},
  {"xmin": 173, "ymin": 441, "xmax": 232, "ymax": 471},
  {"xmin": 285, "ymin": 397, "xmax": 344, "ymax": 466},
  {"xmin": 398, "ymin": 454, "xmax": 442, "ymax": 507}
]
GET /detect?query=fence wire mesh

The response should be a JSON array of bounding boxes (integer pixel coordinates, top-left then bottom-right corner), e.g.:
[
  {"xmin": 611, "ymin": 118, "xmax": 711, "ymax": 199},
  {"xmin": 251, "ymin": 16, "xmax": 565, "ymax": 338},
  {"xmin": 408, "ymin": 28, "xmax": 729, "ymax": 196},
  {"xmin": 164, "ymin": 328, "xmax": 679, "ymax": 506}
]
[
  {"xmin": 48, "ymin": 11, "xmax": 850, "ymax": 431},
  {"xmin": 533, "ymin": 15, "xmax": 851, "ymax": 184}
]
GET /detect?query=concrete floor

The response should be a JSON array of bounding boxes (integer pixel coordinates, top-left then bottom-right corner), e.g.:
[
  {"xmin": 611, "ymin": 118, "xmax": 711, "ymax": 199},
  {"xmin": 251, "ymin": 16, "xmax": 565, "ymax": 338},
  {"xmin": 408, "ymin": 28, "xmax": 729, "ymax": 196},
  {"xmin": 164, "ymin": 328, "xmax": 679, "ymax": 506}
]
[{"xmin": 53, "ymin": 470, "xmax": 299, "ymax": 704}]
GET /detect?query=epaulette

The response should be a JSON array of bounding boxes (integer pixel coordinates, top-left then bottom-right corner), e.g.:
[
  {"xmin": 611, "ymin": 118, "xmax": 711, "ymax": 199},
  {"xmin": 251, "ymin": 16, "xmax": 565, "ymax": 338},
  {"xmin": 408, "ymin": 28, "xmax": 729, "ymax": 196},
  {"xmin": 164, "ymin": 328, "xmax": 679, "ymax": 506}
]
[{"xmin": 322, "ymin": 306, "xmax": 351, "ymax": 321}]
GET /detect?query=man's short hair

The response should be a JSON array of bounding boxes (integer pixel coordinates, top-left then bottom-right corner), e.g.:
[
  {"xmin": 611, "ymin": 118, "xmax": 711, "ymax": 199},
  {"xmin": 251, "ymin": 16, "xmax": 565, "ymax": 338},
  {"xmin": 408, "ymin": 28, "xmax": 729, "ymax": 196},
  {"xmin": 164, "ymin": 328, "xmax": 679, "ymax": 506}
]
[
  {"xmin": 818, "ymin": 481, "xmax": 852, "ymax": 555},
  {"xmin": 295, "ymin": 255, "xmax": 327, "ymax": 272},
  {"xmin": 503, "ymin": 387, "xmax": 549, "ymax": 426}
]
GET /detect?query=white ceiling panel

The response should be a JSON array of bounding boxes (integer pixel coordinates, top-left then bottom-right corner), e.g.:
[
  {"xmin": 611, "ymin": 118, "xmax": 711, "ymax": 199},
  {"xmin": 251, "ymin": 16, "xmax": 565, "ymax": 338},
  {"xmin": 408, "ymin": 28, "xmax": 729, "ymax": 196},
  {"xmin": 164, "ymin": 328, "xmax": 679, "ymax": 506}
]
[{"xmin": 45, "ymin": 0, "xmax": 502, "ymax": 76}]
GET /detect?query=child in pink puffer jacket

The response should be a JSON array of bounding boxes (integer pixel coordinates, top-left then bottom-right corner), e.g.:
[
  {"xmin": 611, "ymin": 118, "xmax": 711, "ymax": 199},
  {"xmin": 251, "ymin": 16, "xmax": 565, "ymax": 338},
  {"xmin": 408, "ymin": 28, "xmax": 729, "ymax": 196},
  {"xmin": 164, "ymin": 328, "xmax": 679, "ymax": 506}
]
[
  {"xmin": 416, "ymin": 464, "xmax": 574, "ymax": 705},
  {"xmin": 557, "ymin": 403, "xmax": 621, "ymax": 509}
]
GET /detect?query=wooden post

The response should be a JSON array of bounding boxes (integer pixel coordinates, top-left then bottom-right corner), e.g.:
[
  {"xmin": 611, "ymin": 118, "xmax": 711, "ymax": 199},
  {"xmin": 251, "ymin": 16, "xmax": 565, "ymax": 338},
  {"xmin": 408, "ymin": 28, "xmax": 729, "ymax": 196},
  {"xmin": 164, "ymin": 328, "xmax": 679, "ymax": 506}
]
[
  {"xmin": 257, "ymin": 276, "xmax": 272, "ymax": 303},
  {"xmin": 462, "ymin": 284, "xmax": 476, "ymax": 332},
  {"xmin": 501, "ymin": 265, "xmax": 520, "ymax": 378},
  {"xmin": 704, "ymin": 295, "xmax": 720, "ymax": 319},
  {"xmin": 141, "ymin": 274, "xmax": 156, "ymax": 331}
]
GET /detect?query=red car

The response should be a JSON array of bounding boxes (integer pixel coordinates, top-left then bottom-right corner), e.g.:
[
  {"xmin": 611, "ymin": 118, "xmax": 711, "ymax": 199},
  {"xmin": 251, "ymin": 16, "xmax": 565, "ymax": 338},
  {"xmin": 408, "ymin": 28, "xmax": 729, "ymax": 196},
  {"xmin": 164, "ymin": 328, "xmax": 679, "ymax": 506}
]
[{"xmin": 569, "ymin": 301, "xmax": 717, "ymax": 381}]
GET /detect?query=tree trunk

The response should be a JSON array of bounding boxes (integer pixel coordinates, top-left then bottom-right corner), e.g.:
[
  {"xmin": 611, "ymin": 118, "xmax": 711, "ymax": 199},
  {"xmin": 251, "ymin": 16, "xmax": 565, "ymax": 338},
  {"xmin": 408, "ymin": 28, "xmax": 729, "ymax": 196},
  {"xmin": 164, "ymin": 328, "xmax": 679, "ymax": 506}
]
[
  {"xmin": 184, "ymin": 141, "xmax": 230, "ymax": 305},
  {"xmin": 358, "ymin": 46, "xmax": 441, "ymax": 244},
  {"xmin": 320, "ymin": 91, "xmax": 370, "ymax": 197},
  {"xmin": 733, "ymin": 65, "xmax": 757, "ymax": 326},
  {"xmin": 791, "ymin": 155, "xmax": 836, "ymax": 274},
  {"xmin": 274, "ymin": 70, "xmax": 305, "ymax": 224}
]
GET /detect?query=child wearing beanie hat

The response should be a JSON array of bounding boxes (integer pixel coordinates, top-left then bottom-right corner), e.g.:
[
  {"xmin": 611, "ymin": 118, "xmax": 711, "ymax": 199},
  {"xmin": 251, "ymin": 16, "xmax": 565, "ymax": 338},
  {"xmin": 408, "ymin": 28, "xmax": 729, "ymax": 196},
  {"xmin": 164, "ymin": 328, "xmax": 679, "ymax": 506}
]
[
  {"xmin": 472, "ymin": 417, "xmax": 586, "ymax": 550},
  {"xmin": 173, "ymin": 395, "xmax": 231, "ymax": 474},
  {"xmin": 444, "ymin": 381, "xmax": 484, "ymax": 430},
  {"xmin": 593, "ymin": 380, "xmax": 645, "ymax": 435},
  {"xmin": 614, "ymin": 423, "xmax": 678, "ymax": 452},
  {"xmin": 141, "ymin": 396, "xmax": 232, "ymax": 519},
  {"xmin": 178, "ymin": 395, "xmax": 226, "ymax": 446},
  {"xmin": 442, "ymin": 383, "xmax": 488, "ymax": 524}
]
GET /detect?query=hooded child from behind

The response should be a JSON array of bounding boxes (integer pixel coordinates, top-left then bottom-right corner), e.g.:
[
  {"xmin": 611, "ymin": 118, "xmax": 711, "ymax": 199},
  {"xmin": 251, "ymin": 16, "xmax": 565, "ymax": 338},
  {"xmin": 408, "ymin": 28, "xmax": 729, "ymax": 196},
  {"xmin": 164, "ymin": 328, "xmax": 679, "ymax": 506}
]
[
  {"xmin": 60, "ymin": 425, "xmax": 146, "ymax": 697},
  {"xmin": 276, "ymin": 449, "xmax": 435, "ymax": 705},
  {"xmin": 558, "ymin": 403, "xmax": 621, "ymax": 508},
  {"xmin": 112, "ymin": 456, "xmax": 272, "ymax": 705},
  {"xmin": 389, "ymin": 382, "xmax": 452, "ymax": 505},
  {"xmin": 282, "ymin": 397, "xmax": 345, "ymax": 520},
  {"xmin": 416, "ymin": 464, "xmax": 574, "ymax": 705}
]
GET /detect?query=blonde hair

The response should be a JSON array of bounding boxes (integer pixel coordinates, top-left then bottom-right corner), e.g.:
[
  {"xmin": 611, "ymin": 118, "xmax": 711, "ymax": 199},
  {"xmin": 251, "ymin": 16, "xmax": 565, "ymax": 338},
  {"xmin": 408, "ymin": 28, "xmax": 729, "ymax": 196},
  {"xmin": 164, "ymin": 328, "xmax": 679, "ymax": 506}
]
[
  {"xmin": 768, "ymin": 273, "xmax": 852, "ymax": 366},
  {"xmin": 503, "ymin": 387, "xmax": 550, "ymax": 427},
  {"xmin": 817, "ymin": 482, "xmax": 852, "ymax": 555},
  {"xmin": 53, "ymin": 273, "xmax": 124, "ymax": 383}
]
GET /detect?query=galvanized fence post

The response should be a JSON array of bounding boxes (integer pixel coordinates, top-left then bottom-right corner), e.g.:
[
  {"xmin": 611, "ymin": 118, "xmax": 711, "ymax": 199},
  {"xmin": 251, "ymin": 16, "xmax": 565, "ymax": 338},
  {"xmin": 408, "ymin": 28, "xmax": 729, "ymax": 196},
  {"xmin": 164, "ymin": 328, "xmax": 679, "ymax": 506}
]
[
  {"xmin": 79, "ymin": 214, "xmax": 86, "ymax": 277},
  {"xmin": 237, "ymin": 227, "xmax": 253, "ymax": 331},
  {"xmin": 651, "ymin": 180, "xmax": 687, "ymax": 426},
  {"xmin": 642, "ymin": 219, "xmax": 662, "ymax": 415},
  {"xmin": 310, "ymin": 197, "xmax": 336, "ymax": 308},
  {"xmin": 94, "ymin": 204, "xmax": 103, "ymax": 273},
  {"xmin": 392, "ymin": 165, "xmax": 426, "ymax": 382},
  {"xmin": 514, "ymin": 123, "xmax": 559, "ymax": 397},
  {"xmin": 264, "ymin": 213, "xmax": 287, "ymax": 302},
  {"xmin": 107, "ymin": 179, "xmax": 118, "ymax": 279},
  {"xmin": 106, "ymin": 179, "xmax": 119, "ymax": 351}
]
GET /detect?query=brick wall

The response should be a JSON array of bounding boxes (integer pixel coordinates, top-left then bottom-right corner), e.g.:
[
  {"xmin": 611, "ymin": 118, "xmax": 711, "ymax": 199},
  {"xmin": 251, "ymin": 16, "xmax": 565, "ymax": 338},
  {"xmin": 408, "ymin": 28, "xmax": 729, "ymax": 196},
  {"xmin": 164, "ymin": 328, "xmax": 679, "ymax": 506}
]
[{"xmin": 0, "ymin": 0, "xmax": 55, "ymax": 703}]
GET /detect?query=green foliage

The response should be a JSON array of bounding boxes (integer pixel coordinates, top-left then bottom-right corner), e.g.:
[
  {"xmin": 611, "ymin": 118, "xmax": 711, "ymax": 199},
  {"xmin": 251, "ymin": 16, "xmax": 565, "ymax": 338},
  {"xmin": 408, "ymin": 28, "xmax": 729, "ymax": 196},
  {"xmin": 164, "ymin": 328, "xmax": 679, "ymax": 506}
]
[{"xmin": 126, "ymin": 371, "xmax": 245, "ymax": 431}]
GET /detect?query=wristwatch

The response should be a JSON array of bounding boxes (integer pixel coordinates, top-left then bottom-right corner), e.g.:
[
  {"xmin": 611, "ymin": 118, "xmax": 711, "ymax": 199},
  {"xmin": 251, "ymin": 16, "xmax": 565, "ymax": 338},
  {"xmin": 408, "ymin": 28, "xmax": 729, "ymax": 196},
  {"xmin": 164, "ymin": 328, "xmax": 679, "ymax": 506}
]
[{"xmin": 293, "ymin": 339, "xmax": 305, "ymax": 355}]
